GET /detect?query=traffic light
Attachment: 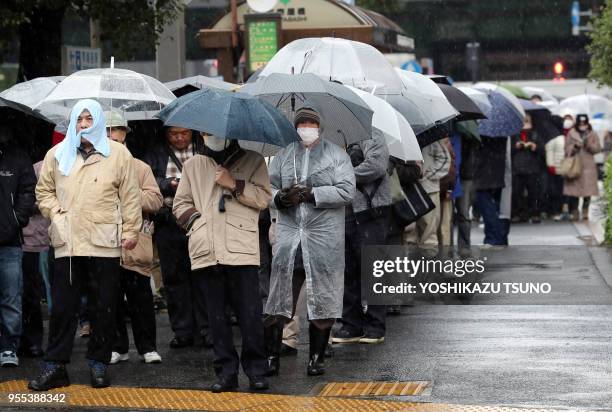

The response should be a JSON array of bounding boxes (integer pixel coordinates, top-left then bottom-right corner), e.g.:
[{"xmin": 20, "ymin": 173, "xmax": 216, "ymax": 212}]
[{"xmin": 553, "ymin": 61, "xmax": 565, "ymax": 82}]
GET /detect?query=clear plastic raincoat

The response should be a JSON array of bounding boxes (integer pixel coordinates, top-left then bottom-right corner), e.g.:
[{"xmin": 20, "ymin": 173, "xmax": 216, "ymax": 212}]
[{"xmin": 265, "ymin": 139, "xmax": 355, "ymax": 320}]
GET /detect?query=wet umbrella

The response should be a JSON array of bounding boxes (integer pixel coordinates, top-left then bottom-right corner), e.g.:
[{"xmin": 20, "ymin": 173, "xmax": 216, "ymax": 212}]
[
  {"xmin": 258, "ymin": 37, "xmax": 404, "ymax": 93},
  {"xmin": 477, "ymin": 90, "xmax": 524, "ymax": 137},
  {"xmin": 34, "ymin": 68, "xmax": 176, "ymax": 123},
  {"xmin": 457, "ymin": 86, "xmax": 492, "ymax": 116},
  {"xmin": 558, "ymin": 94, "xmax": 612, "ymax": 120},
  {"xmin": 519, "ymin": 100, "xmax": 562, "ymax": 143},
  {"xmin": 0, "ymin": 76, "xmax": 65, "ymax": 108},
  {"xmin": 522, "ymin": 86, "xmax": 559, "ymax": 113},
  {"xmin": 346, "ymin": 86, "xmax": 422, "ymax": 162},
  {"xmin": 474, "ymin": 82, "xmax": 526, "ymax": 119},
  {"xmin": 164, "ymin": 75, "xmax": 237, "ymax": 97},
  {"xmin": 240, "ymin": 73, "xmax": 373, "ymax": 147},
  {"xmin": 519, "ymin": 99, "xmax": 548, "ymax": 112},
  {"xmin": 1, "ymin": 97, "xmax": 55, "ymax": 160},
  {"xmin": 427, "ymin": 74, "xmax": 452, "ymax": 85},
  {"xmin": 437, "ymin": 84, "xmax": 486, "ymax": 121},
  {"xmin": 455, "ymin": 120, "xmax": 480, "ymax": 142},
  {"xmin": 155, "ymin": 87, "xmax": 299, "ymax": 148}
]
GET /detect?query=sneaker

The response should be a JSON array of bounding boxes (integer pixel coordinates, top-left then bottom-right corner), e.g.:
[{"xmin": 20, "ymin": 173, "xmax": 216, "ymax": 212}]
[
  {"xmin": 79, "ymin": 323, "xmax": 91, "ymax": 338},
  {"xmin": 110, "ymin": 352, "xmax": 129, "ymax": 364},
  {"xmin": 142, "ymin": 351, "xmax": 162, "ymax": 364},
  {"xmin": 359, "ymin": 335, "xmax": 385, "ymax": 344},
  {"xmin": 0, "ymin": 351, "xmax": 19, "ymax": 367},
  {"xmin": 331, "ymin": 328, "xmax": 363, "ymax": 344}
]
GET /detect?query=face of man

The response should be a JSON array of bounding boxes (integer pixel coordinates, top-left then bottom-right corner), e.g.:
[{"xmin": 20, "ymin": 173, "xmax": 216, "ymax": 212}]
[
  {"xmin": 167, "ymin": 127, "xmax": 192, "ymax": 151},
  {"xmin": 107, "ymin": 127, "xmax": 127, "ymax": 144},
  {"xmin": 77, "ymin": 110, "xmax": 94, "ymax": 146}
]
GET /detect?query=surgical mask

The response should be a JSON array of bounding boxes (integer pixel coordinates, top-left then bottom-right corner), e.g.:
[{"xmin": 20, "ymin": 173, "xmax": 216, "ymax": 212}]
[
  {"xmin": 563, "ymin": 119, "xmax": 574, "ymax": 129},
  {"xmin": 205, "ymin": 135, "xmax": 227, "ymax": 151},
  {"xmin": 297, "ymin": 127, "xmax": 319, "ymax": 145},
  {"xmin": 578, "ymin": 125, "xmax": 588, "ymax": 132}
]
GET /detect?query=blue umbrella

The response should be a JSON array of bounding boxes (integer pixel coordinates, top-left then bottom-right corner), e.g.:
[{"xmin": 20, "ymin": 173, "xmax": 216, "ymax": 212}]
[
  {"xmin": 478, "ymin": 91, "xmax": 524, "ymax": 137},
  {"xmin": 156, "ymin": 87, "xmax": 299, "ymax": 147}
]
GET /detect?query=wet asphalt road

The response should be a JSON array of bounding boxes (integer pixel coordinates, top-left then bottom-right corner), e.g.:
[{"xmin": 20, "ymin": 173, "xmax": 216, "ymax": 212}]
[{"xmin": 2, "ymin": 221, "xmax": 612, "ymax": 410}]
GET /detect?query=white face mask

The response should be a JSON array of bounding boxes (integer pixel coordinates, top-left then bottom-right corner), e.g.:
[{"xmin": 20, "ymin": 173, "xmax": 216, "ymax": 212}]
[
  {"xmin": 297, "ymin": 127, "xmax": 319, "ymax": 145},
  {"xmin": 577, "ymin": 125, "xmax": 588, "ymax": 132},
  {"xmin": 563, "ymin": 119, "xmax": 574, "ymax": 129},
  {"xmin": 205, "ymin": 135, "xmax": 227, "ymax": 151}
]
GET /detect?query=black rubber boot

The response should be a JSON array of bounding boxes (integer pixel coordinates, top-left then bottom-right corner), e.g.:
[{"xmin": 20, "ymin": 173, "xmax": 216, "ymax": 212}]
[
  {"xmin": 263, "ymin": 322, "xmax": 283, "ymax": 377},
  {"xmin": 307, "ymin": 324, "xmax": 331, "ymax": 376}
]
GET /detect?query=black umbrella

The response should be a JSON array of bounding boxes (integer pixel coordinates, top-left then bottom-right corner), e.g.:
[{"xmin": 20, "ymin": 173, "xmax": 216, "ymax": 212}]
[
  {"xmin": 428, "ymin": 74, "xmax": 452, "ymax": 85},
  {"xmin": 437, "ymin": 84, "xmax": 487, "ymax": 121}
]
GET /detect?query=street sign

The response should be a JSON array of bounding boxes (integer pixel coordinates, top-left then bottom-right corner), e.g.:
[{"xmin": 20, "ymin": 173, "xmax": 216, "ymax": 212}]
[
  {"xmin": 61, "ymin": 46, "xmax": 101, "ymax": 75},
  {"xmin": 245, "ymin": 13, "xmax": 282, "ymax": 73}
]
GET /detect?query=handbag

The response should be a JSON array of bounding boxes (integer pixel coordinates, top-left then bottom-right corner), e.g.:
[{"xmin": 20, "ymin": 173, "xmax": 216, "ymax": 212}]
[
  {"xmin": 559, "ymin": 154, "xmax": 581, "ymax": 179},
  {"xmin": 353, "ymin": 177, "xmax": 390, "ymax": 225},
  {"xmin": 391, "ymin": 176, "xmax": 436, "ymax": 228}
]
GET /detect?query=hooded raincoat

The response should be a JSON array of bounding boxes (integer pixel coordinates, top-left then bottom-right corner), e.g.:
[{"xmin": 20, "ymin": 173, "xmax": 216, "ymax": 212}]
[{"xmin": 265, "ymin": 139, "xmax": 355, "ymax": 320}]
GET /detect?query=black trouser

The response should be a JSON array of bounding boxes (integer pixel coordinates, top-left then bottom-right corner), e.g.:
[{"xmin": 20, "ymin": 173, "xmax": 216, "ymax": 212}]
[
  {"xmin": 113, "ymin": 268, "xmax": 157, "ymax": 355},
  {"xmin": 44, "ymin": 257, "xmax": 120, "ymax": 364},
  {"xmin": 258, "ymin": 210, "xmax": 272, "ymax": 310},
  {"xmin": 155, "ymin": 219, "xmax": 208, "ymax": 339},
  {"xmin": 340, "ymin": 210, "xmax": 389, "ymax": 337},
  {"xmin": 194, "ymin": 265, "xmax": 266, "ymax": 379},
  {"xmin": 21, "ymin": 251, "xmax": 44, "ymax": 350},
  {"xmin": 547, "ymin": 174, "xmax": 564, "ymax": 215},
  {"xmin": 512, "ymin": 173, "xmax": 541, "ymax": 219}
]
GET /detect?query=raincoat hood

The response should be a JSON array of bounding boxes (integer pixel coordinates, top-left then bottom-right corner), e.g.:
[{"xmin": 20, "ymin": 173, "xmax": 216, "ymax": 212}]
[{"xmin": 54, "ymin": 99, "xmax": 110, "ymax": 176}]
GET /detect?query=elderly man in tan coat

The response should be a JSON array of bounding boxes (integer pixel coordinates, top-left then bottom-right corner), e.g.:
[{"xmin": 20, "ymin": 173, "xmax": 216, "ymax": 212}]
[
  {"xmin": 173, "ymin": 136, "xmax": 271, "ymax": 393},
  {"xmin": 103, "ymin": 112, "xmax": 164, "ymax": 366},
  {"xmin": 29, "ymin": 100, "xmax": 141, "ymax": 391}
]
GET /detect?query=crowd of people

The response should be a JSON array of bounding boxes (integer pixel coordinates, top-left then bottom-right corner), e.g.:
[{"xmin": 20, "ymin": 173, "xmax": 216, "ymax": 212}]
[{"xmin": 0, "ymin": 90, "xmax": 608, "ymax": 394}]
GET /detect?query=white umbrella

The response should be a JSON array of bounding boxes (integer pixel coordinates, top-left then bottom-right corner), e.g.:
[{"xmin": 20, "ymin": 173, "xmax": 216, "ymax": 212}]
[
  {"xmin": 346, "ymin": 86, "xmax": 422, "ymax": 162},
  {"xmin": 473, "ymin": 82, "xmax": 525, "ymax": 119},
  {"xmin": 0, "ymin": 76, "xmax": 65, "ymax": 108},
  {"xmin": 457, "ymin": 86, "xmax": 493, "ymax": 115},
  {"xmin": 258, "ymin": 37, "xmax": 404, "ymax": 93},
  {"xmin": 34, "ymin": 68, "xmax": 176, "ymax": 123},
  {"xmin": 558, "ymin": 94, "xmax": 612, "ymax": 120},
  {"xmin": 522, "ymin": 86, "xmax": 559, "ymax": 114},
  {"xmin": 164, "ymin": 75, "xmax": 237, "ymax": 93}
]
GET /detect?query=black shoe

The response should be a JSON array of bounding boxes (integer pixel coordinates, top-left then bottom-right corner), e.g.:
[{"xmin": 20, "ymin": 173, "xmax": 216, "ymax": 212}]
[
  {"xmin": 210, "ymin": 375, "xmax": 238, "ymax": 393},
  {"xmin": 307, "ymin": 324, "xmax": 331, "ymax": 376},
  {"xmin": 199, "ymin": 330, "xmax": 214, "ymax": 349},
  {"xmin": 169, "ymin": 336, "xmax": 194, "ymax": 349},
  {"xmin": 280, "ymin": 343, "xmax": 297, "ymax": 357},
  {"xmin": 248, "ymin": 375, "xmax": 269, "ymax": 390},
  {"xmin": 89, "ymin": 361, "xmax": 110, "ymax": 388},
  {"xmin": 331, "ymin": 327, "xmax": 363, "ymax": 344},
  {"xmin": 28, "ymin": 363, "xmax": 70, "ymax": 391},
  {"xmin": 263, "ymin": 323, "xmax": 283, "ymax": 377}
]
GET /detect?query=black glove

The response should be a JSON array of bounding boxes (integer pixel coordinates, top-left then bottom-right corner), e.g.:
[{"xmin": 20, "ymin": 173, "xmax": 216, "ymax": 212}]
[
  {"xmin": 275, "ymin": 185, "xmax": 302, "ymax": 208},
  {"xmin": 346, "ymin": 143, "xmax": 364, "ymax": 167},
  {"xmin": 297, "ymin": 185, "xmax": 315, "ymax": 204}
]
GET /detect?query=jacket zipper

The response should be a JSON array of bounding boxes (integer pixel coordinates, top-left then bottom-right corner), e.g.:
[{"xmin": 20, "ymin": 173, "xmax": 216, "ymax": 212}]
[{"xmin": 10, "ymin": 193, "xmax": 22, "ymax": 244}]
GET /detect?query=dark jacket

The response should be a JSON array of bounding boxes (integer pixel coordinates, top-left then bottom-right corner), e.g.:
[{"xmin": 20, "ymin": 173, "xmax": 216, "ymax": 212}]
[
  {"xmin": 511, "ymin": 130, "xmax": 545, "ymax": 175},
  {"xmin": 460, "ymin": 137, "xmax": 477, "ymax": 180},
  {"xmin": 0, "ymin": 147, "xmax": 36, "ymax": 246},
  {"xmin": 473, "ymin": 136, "xmax": 508, "ymax": 191}
]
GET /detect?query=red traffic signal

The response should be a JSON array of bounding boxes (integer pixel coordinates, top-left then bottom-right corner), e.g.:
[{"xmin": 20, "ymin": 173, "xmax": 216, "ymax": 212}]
[{"xmin": 553, "ymin": 61, "xmax": 564, "ymax": 75}]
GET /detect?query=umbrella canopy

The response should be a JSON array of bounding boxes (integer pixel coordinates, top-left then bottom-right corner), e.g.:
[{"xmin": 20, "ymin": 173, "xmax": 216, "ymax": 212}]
[
  {"xmin": 519, "ymin": 98, "xmax": 549, "ymax": 112},
  {"xmin": 522, "ymin": 87, "xmax": 559, "ymax": 114},
  {"xmin": 34, "ymin": 68, "xmax": 176, "ymax": 123},
  {"xmin": 240, "ymin": 73, "xmax": 373, "ymax": 147},
  {"xmin": 455, "ymin": 120, "xmax": 480, "ymax": 142},
  {"xmin": 0, "ymin": 96, "xmax": 55, "ymax": 124},
  {"xmin": 473, "ymin": 82, "xmax": 526, "ymax": 119},
  {"xmin": 164, "ymin": 75, "xmax": 237, "ymax": 97},
  {"xmin": 477, "ymin": 90, "xmax": 525, "ymax": 137},
  {"xmin": 156, "ymin": 87, "xmax": 299, "ymax": 148},
  {"xmin": 437, "ymin": 84, "xmax": 486, "ymax": 121},
  {"xmin": 427, "ymin": 74, "xmax": 452, "ymax": 85},
  {"xmin": 457, "ymin": 86, "xmax": 492, "ymax": 116},
  {"xmin": 0, "ymin": 76, "xmax": 65, "ymax": 108},
  {"xmin": 499, "ymin": 83, "xmax": 529, "ymax": 99},
  {"xmin": 346, "ymin": 86, "xmax": 422, "ymax": 162},
  {"xmin": 528, "ymin": 108, "xmax": 563, "ymax": 143},
  {"xmin": 558, "ymin": 94, "xmax": 612, "ymax": 120},
  {"xmin": 258, "ymin": 37, "xmax": 404, "ymax": 93}
]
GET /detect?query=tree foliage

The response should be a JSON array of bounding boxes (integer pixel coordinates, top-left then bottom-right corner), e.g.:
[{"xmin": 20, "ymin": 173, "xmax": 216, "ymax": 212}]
[{"xmin": 588, "ymin": 3, "xmax": 612, "ymax": 86}]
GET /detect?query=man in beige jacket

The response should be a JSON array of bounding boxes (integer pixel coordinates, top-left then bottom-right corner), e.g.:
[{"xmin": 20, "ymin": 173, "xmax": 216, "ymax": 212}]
[
  {"xmin": 173, "ymin": 136, "xmax": 271, "ymax": 393},
  {"xmin": 103, "ymin": 112, "xmax": 164, "ymax": 366},
  {"xmin": 29, "ymin": 100, "xmax": 141, "ymax": 391}
]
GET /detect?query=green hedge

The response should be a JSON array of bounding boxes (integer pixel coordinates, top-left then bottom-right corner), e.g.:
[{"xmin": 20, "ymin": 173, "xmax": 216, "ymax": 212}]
[{"xmin": 605, "ymin": 155, "xmax": 612, "ymax": 244}]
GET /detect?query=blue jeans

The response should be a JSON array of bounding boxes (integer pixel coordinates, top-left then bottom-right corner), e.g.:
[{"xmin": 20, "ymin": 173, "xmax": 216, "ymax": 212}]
[
  {"xmin": 0, "ymin": 247, "xmax": 23, "ymax": 352},
  {"xmin": 476, "ymin": 189, "xmax": 505, "ymax": 246}
]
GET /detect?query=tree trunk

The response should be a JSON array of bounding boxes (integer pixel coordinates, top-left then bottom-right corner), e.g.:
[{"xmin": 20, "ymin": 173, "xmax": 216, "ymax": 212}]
[{"xmin": 17, "ymin": 5, "xmax": 66, "ymax": 82}]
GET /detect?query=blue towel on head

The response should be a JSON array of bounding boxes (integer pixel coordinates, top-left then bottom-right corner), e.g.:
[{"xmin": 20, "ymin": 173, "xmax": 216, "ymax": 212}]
[{"xmin": 54, "ymin": 99, "xmax": 110, "ymax": 176}]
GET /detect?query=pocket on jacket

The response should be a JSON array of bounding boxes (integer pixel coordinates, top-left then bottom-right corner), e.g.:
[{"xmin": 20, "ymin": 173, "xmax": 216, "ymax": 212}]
[
  {"xmin": 49, "ymin": 213, "xmax": 68, "ymax": 248},
  {"xmin": 225, "ymin": 213, "xmax": 257, "ymax": 255},
  {"xmin": 91, "ymin": 212, "xmax": 121, "ymax": 248},
  {"xmin": 122, "ymin": 232, "xmax": 154, "ymax": 272},
  {"xmin": 187, "ymin": 217, "xmax": 210, "ymax": 259}
]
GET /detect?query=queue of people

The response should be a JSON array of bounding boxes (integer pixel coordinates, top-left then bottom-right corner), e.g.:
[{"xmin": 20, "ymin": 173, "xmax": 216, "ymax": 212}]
[{"xmin": 0, "ymin": 95, "xmax": 605, "ymax": 394}]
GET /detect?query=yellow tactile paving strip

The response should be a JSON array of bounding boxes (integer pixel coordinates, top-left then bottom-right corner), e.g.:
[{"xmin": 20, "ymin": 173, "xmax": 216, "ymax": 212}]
[
  {"xmin": 0, "ymin": 380, "xmax": 579, "ymax": 411},
  {"xmin": 318, "ymin": 381, "xmax": 430, "ymax": 397}
]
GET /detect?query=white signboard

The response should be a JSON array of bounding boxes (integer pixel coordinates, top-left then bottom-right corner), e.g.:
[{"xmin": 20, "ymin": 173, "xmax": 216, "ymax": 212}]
[{"xmin": 61, "ymin": 46, "xmax": 101, "ymax": 75}]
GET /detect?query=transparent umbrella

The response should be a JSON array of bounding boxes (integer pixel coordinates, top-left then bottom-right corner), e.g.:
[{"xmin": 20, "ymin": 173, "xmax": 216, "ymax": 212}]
[
  {"xmin": 0, "ymin": 76, "xmax": 65, "ymax": 108},
  {"xmin": 457, "ymin": 86, "xmax": 493, "ymax": 116},
  {"xmin": 473, "ymin": 82, "xmax": 525, "ymax": 119},
  {"xmin": 34, "ymin": 68, "xmax": 176, "ymax": 123},
  {"xmin": 558, "ymin": 94, "xmax": 612, "ymax": 120},
  {"xmin": 346, "ymin": 86, "xmax": 422, "ymax": 162},
  {"xmin": 258, "ymin": 37, "xmax": 404, "ymax": 93},
  {"xmin": 522, "ymin": 86, "xmax": 559, "ymax": 114}
]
